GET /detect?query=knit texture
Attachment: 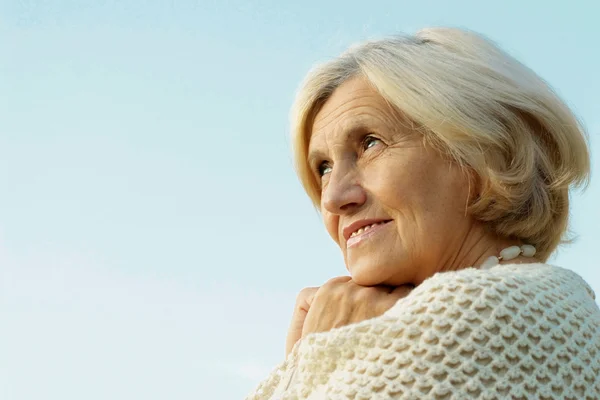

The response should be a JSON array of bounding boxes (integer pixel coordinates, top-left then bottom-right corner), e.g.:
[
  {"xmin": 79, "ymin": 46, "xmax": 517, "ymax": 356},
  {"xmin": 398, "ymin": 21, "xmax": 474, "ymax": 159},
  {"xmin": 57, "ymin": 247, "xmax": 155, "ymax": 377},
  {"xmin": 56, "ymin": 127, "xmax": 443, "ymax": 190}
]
[{"xmin": 246, "ymin": 263, "xmax": 600, "ymax": 399}]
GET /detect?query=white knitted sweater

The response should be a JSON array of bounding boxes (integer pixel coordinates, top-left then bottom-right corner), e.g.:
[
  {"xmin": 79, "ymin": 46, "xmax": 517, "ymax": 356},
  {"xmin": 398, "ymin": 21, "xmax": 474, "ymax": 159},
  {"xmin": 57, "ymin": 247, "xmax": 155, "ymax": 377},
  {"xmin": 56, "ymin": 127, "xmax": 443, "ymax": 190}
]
[{"xmin": 247, "ymin": 263, "xmax": 600, "ymax": 399}]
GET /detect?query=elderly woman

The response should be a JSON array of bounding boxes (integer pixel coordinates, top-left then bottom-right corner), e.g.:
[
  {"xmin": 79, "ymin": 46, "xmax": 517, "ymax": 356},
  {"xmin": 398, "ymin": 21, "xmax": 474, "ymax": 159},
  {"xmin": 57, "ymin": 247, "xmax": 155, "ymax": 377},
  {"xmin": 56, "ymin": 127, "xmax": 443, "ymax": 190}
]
[{"xmin": 247, "ymin": 28, "xmax": 600, "ymax": 399}]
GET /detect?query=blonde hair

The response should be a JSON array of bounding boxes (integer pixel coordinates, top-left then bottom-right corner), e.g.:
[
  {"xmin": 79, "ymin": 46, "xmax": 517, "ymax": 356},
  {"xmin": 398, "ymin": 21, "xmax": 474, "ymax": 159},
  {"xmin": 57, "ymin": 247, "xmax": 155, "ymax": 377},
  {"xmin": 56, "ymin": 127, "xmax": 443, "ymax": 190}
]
[{"xmin": 291, "ymin": 27, "xmax": 590, "ymax": 261}]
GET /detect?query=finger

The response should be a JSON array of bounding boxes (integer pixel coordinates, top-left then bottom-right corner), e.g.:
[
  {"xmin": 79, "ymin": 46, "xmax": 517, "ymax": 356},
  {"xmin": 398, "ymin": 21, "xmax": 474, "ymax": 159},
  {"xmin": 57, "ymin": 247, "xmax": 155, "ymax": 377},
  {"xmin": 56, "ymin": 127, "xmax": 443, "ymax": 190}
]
[
  {"xmin": 323, "ymin": 275, "xmax": 353, "ymax": 288},
  {"xmin": 285, "ymin": 309, "xmax": 307, "ymax": 356},
  {"xmin": 296, "ymin": 286, "xmax": 319, "ymax": 311},
  {"xmin": 285, "ymin": 287, "xmax": 318, "ymax": 356}
]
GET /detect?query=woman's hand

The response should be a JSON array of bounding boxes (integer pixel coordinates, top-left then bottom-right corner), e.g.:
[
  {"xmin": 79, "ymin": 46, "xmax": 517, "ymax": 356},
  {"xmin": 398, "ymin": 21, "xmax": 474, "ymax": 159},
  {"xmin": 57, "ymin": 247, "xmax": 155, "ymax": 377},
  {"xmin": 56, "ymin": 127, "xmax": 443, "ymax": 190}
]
[{"xmin": 285, "ymin": 276, "xmax": 413, "ymax": 356}]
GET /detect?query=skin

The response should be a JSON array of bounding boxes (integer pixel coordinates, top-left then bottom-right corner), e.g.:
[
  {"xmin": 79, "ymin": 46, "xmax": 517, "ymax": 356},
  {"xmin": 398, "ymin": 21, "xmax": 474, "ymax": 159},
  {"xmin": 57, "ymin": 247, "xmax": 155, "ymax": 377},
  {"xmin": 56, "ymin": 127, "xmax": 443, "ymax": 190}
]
[{"xmin": 285, "ymin": 77, "xmax": 534, "ymax": 356}]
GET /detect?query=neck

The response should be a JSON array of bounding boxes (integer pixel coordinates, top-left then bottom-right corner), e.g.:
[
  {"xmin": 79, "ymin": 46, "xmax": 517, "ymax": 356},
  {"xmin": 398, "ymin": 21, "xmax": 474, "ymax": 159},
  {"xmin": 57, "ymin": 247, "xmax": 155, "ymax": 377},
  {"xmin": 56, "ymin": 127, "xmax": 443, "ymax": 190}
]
[{"xmin": 439, "ymin": 223, "xmax": 534, "ymax": 274}]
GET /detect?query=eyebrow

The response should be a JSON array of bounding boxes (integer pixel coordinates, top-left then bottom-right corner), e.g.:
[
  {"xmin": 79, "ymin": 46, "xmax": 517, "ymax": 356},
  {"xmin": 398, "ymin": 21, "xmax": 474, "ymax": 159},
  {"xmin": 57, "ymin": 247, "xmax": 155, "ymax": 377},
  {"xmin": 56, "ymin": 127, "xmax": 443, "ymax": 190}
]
[
  {"xmin": 307, "ymin": 123, "xmax": 373, "ymax": 169},
  {"xmin": 307, "ymin": 147, "xmax": 323, "ymax": 168}
]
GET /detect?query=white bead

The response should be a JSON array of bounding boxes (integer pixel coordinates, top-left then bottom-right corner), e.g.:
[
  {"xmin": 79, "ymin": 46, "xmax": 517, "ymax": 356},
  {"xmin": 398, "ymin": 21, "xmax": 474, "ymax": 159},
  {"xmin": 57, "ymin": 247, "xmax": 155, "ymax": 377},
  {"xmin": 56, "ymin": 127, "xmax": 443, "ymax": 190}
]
[
  {"xmin": 480, "ymin": 256, "xmax": 499, "ymax": 270},
  {"xmin": 521, "ymin": 244, "xmax": 536, "ymax": 257},
  {"xmin": 499, "ymin": 245, "xmax": 521, "ymax": 261}
]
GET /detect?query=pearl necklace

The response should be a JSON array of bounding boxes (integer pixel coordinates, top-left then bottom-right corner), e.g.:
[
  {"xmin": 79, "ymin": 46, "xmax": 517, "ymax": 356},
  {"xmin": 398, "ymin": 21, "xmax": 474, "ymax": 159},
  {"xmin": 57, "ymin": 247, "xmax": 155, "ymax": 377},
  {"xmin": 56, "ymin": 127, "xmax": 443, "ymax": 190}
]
[{"xmin": 480, "ymin": 244, "xmax": 537, "ymax": 270}]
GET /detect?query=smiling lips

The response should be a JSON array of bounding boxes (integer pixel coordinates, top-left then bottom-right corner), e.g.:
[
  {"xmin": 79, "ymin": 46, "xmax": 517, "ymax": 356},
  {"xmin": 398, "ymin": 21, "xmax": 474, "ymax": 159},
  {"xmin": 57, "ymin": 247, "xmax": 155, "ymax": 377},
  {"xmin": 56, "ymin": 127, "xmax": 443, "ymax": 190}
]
[{"xmin": 343, "ymin": 219, "xmax": 392, "ymax": 248}]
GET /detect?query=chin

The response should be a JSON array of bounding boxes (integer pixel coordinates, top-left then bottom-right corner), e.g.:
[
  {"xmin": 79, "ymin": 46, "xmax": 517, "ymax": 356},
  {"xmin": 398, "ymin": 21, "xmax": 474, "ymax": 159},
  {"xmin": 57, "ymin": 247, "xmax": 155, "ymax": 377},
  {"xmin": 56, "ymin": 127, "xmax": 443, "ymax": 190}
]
[
  {"xmin": 348, "ymin": 256, "xmax": 412, "ymax": 287},
  {"xmin": 348, "ymin": 263, "xmax": 388, "ymax": 287}
]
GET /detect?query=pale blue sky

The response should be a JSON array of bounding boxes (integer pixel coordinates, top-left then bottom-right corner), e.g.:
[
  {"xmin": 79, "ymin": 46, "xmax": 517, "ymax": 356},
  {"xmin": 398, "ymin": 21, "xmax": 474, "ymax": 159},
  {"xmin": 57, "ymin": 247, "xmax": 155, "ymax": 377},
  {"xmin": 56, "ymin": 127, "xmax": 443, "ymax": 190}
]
[{"xmin": 0, "ymin": 1, "xmax": 598, "ymax": 399}]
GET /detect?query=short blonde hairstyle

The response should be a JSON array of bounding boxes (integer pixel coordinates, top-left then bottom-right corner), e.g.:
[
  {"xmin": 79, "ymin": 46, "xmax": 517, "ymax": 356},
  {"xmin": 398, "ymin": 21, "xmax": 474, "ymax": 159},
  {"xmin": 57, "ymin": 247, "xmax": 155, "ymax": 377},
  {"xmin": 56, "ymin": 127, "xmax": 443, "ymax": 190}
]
[{"xmin": 291, "ymin": 27, "xmax": 590, "ymax": 261}]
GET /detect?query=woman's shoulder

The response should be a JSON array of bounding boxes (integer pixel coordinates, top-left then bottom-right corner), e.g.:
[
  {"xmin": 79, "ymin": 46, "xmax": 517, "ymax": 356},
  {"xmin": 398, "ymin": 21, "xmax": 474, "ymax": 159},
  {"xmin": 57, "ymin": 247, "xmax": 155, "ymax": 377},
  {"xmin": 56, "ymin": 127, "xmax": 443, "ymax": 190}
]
[
  {"xmin": 385, "ymin": 262, "xmax": 597, "ymax": 319},
  {"xmin": 427, "ymin": 262, "xmax": 593, "ymax": 299}
]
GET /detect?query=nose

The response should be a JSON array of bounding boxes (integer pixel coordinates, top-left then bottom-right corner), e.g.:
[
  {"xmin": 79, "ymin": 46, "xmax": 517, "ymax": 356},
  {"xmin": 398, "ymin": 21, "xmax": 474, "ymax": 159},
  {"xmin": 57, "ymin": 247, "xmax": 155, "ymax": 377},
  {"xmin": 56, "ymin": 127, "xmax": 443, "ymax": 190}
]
[{"xmin": 321, "ymin": 164, "xmax": 367, "ymax": 214}]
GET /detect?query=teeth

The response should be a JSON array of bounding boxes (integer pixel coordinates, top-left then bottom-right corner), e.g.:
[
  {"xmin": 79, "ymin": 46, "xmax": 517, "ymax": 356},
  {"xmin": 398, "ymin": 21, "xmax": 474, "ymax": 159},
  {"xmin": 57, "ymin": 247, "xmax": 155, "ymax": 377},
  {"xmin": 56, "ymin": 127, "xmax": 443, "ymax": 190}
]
[{"xmin": 350, "ymin": 222, "xmax": 386, "ymax": 238}]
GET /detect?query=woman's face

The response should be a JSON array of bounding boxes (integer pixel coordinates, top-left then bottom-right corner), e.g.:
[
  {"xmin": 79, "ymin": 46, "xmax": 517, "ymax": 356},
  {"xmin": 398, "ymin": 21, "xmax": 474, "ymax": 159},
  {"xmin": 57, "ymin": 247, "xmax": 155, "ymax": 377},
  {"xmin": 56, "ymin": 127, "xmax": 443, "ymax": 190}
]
[{"xmin": 309, "ymin": 77, "xmax": 475, "ymax": 286}]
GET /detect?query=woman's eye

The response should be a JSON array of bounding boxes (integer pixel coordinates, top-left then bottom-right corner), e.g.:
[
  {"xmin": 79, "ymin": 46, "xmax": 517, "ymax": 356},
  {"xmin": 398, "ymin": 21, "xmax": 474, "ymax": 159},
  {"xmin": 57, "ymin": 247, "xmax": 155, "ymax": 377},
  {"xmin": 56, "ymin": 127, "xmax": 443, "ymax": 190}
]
[
  {"xmin": 317, "ymin": 161, "xmax": 332, "ymax": 177},
  {"xmin": 362, "ymin": 135, "xmax": 381, "ymax": 151}
]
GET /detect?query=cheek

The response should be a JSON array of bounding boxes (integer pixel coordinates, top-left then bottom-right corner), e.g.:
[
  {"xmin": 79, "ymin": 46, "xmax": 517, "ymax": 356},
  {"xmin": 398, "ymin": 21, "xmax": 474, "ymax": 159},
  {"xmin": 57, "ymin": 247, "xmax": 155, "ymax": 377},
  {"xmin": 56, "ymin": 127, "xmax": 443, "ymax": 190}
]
[
  {"xmin": 322, "ymin": 211, "xmax": 341, "ymax": 245},
  {"xmin": 365, "ymin": 166, "xmax": 417, "ymax": 210},
  {"xmin": 364, "ymin": 155, "xmax": 456, "ymax": 222}
]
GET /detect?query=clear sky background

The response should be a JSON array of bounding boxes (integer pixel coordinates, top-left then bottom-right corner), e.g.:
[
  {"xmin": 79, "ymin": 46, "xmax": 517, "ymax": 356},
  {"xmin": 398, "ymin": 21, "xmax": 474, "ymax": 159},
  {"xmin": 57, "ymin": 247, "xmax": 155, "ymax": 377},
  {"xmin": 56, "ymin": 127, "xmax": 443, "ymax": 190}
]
[{"xmin": 0, "ymin": 1, "xmax": 598, "ymax": 399}]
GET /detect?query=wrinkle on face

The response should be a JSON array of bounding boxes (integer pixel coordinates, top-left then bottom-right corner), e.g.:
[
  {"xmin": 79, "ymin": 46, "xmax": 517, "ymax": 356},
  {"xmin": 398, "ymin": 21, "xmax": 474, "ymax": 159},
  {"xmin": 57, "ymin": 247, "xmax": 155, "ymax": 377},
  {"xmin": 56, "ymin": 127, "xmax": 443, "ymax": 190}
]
[{"xmin": 309, "ymin": 79, "xmax": 417, "ymax": 187}]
